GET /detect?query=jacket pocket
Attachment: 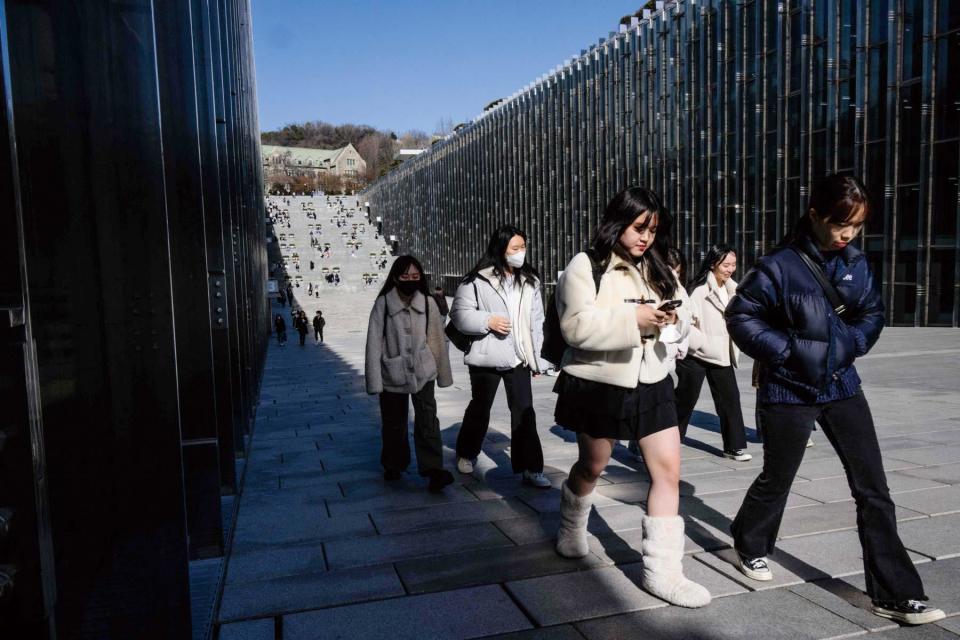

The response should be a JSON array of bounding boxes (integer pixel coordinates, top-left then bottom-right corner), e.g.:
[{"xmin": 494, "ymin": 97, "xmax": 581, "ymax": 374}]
[
  {"xmin": 417, "ymin": 345, "xmax": 438, "ymax": 381},
  {"xmin": 381, "ymin": 354, "xmax": 409, "ymax": 387}
]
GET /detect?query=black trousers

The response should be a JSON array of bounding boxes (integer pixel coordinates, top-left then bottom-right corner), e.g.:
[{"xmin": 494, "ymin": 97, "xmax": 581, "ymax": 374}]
[
  {"xmin": 297, "ymin": 330, "xmax": 307, "ymax": 346},
  {"xmin": 314, "ymin": 328, "xmax": 323, "ymax": 342},
  {"xmin": 456, "ymin": 365, "xmax": 543, "ymax": 473},
  {"xmin": 731, "ymin": 391, "xmax": 925, "ymax": 603},
  {"xmin": 379, "ymin": 381, "xmax": 444, "ymax": 475},
  {"xmin": 675, "ymin": 356, "xmax": 747, "ymax": 450}
]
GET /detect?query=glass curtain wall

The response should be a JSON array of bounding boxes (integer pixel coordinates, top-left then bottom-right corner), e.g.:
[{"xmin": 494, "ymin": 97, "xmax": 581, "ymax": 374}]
[{"xmin": 364, "ymin": 0, "xmax": 960, "ymax": 327}]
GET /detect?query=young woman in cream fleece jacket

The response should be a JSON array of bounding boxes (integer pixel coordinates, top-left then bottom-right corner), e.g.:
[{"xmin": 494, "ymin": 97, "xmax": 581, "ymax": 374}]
[{"xmin": 552, "ymin": 187, "xmax": 711, "ymax": 609}]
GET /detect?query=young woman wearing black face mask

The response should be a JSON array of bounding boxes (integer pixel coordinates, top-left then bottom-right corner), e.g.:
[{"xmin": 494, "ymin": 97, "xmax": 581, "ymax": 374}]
[
  {"xmin": 726, "ymin": 175, "xmax": 944, "ymax": 625},
  {"xmin": 365, "ymin": 255, "xmax": 455, "ymax": 493}
]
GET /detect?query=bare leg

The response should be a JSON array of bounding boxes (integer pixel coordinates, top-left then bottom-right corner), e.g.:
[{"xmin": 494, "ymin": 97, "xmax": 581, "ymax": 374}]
[
  {"xmin": 639, "ymin": 426, "xmax": 681, "ymax": 516},
  {"xmin": 566, "ymin": 433, "xmax": 615, "ymax": 496}
]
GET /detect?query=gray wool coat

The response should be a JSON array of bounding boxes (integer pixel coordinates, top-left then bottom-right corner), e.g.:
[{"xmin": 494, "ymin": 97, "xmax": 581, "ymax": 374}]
[{"xmin": 365, "ymin": 289, "xmax": 453, "ymax": 395}]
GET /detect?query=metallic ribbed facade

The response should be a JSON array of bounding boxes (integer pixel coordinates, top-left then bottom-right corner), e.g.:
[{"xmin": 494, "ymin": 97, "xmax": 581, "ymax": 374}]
[
  {"xmin": 1, "ymin": 0, "xmax": 267, "ymax": 637},
  {"xmin": 364, "ymin": 0, "xmax": 960, "ymax": 327}
]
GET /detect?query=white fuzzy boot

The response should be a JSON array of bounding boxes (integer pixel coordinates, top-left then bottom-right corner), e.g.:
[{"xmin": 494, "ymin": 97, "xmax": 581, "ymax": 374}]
[
  {"xmin": 556, "ymin": 481, "xmax": 592, "ymax": 558},
  {"xmin": 641, "ymin": 515, "xmax": 711, "ymax": 608}
]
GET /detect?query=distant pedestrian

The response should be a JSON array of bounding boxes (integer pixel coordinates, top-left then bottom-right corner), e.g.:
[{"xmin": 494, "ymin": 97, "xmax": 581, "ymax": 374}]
[
  {"xmin": 365, "ymin": 255, "xmax": 454, "ymax": 493},
  {"xmin": 278, "ymin": 290, "xmax": 287, "ymax": 307},
  {"xmin": 274, "ymin": 313, "xmax": 287, "ymax": 346},
  {"xmin": 313, "ymin": 310, "xmax": 325, "ymax": 344}
]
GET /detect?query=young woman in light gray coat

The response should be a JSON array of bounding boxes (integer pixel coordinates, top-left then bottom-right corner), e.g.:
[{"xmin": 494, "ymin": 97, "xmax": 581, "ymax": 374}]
[
  {"xmin": 365, "ymin": 255, "xmax": 455, "ymax": 493},
  {"xmin": 450, "ymin": 225, "xmax": 550, "ymax": 488}
]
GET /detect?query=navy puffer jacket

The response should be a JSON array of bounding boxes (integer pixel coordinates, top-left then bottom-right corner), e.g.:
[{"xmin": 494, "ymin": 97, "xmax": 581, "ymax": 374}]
[{"xmin": 724, "ymin": 235, "xmax": 884, "ymax": 404}]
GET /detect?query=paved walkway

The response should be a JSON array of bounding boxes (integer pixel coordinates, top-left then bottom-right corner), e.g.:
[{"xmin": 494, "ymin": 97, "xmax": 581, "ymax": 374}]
[{"xmin": 218, "ymin": 199, "xmax": 960, "ymax": 640}]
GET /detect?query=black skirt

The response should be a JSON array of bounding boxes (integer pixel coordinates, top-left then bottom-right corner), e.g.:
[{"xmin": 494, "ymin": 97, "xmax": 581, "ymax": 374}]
[{"xmin": 553, "ymin": 371, "xmax": 678, "ymax": 440}]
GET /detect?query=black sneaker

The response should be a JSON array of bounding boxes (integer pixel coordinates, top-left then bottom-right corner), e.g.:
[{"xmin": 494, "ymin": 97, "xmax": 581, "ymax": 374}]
[
  {"xmin": 427, "ymin": 469, "xmax": 454, "ymax": 493},
  {"xmin": 383, "ymin": 469, "xmax": 402, "ymax": 481},
  {"xmin": 736, "ymin": 553, "xmax": 773, "ymax": 581},
  {"xmin": 871, "ymin": 600, "xmax": 945, "ymax": 625}
]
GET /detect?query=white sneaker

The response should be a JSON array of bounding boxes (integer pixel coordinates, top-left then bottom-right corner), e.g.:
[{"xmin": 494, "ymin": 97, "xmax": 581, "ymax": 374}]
[
  {"xmin": 806, "ymin": 438, "xmax": 814, "ymax": 448},
  {"xmin": 724, "ymin": 449, "xmax": 753, "ymax": 461},
  {"xmin": 737, "ymin": 554, "xmax": 773, "ymax": 581},
  {"xmin": 522, "ymin": 470, "xmax": 551, "ymax": 488},
  {"xmin": 456, "ymin": 457, "xmax": 474, "ymax": 474}
]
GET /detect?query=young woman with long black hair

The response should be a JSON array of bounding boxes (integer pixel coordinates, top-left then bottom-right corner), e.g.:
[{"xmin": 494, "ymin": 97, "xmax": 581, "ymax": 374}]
[
  {"xmin": 674, "ymin": 245, "xmax": 751, "ymax": 460},
  {"xmin": 450, "ymin": 224, "xmax": 550, "ymax": 488},
  {"xmin": 365, "ymin": 255, "xmax": 455, "ymax": 493},
  {"xmin": 726, "ymin": 175, "xmax": 944, "ymax": 625},
  {"xmin": 552, "ymin": 187, "xmax": 710, "ymax": 608}
]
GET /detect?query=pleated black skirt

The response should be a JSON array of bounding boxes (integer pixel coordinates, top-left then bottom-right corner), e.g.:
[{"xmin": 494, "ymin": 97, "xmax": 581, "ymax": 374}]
[{"xmin": 553, "ymin": 371, "xmax": 678, "ymax": 440}]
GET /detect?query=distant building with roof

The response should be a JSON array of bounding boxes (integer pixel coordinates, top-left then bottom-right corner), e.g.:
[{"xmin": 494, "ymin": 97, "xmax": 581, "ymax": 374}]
[{"xmin": 261, "ymin": 143, "xmax": 366, "ymax": 180}]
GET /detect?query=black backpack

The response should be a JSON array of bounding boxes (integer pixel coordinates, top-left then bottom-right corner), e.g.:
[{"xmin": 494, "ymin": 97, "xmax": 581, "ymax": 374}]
[{"xmin": 541, "ymin": 253, "xmax": 605, "ymax": 366}]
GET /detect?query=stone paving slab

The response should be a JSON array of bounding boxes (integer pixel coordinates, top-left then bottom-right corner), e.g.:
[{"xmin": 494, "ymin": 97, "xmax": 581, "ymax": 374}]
[
  {"xmin": 225, "ymin": 540, "xmax": 328, "ymax": 585},
  {"xmin": 281, "ymin": 585, "xmax": 534, "ymax": 639},
  {"xmin": 776, "ymin": 500, "xmax": 927, "ymax": 539},
  {"xmin": 573, "ymin": 588, "xmax": 867, "ymax": 640},
  {"xmin": 325, "ymin": 482, "xmax": 478, "ymax": 516},
  {"xmin": 230, "ymin": 503, "xmax": 374, "ymax": 549},
  {"xmin": 870, "ymin": 625, "xmax": 960, "ymax": 639},
  {"xmin": 900, "ymin": 463, "xmax": 960, "ymax": 486},
  {"xmin": 370, "ymin": 496, "xmax": 536, "ymax": 535},
  {"xmin": 217, "ymin": 618, "xmax": 274, "ymax": 640},
  {"xmin": 323, "ymin": 521, "xmax": 513, "ymax": 569},
  {"xmin": 219, "ymin": 564, "xmax": 403, "ymax": 622},
  {"xmin": 394, "ymin": 540, "xmax": 608, "ymax": 595},
  {"xmin": 898, "ymin": 513, "xmax": 960, "ymax": 559},
  {"xmin": 789, "ymin": 472, "xmax": 948, "ymax": 503},
  {"xmin": 483, "ymin": 627, "xmax": 588, "ymax": 640},
  {"xmin": 788, "ymin": 581, "xmax": 899, "ymax": 633},
  {"xmin": 504, "ymin": 563, "xmax": 666, "ymax": 626}
]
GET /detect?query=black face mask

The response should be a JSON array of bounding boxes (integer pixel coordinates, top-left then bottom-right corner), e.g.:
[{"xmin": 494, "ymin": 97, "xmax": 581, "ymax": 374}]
[{"xmin": 396, "ymin": 280, "xmax": 419, "ymax": 295}]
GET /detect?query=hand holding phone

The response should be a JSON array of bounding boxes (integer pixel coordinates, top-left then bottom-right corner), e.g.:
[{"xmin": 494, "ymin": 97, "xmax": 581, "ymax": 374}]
[{"xmin": 657, "ymin": 299, "xmax": 683, "ymax": 312}]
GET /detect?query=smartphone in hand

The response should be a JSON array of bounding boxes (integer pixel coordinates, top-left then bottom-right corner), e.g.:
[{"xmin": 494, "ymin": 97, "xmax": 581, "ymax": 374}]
[{"xmin": 658, "ymin": 299, "xmax": 683, "ymax": 312}]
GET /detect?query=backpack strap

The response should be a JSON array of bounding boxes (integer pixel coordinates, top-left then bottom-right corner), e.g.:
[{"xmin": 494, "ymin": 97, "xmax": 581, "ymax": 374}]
[
  {"xmin": 792, "ymin": 248, "xmax": 847, "ymax": 318},
  {"xmin": 584, "ymin": 252, "xmax": 605, "ymax": 295}
]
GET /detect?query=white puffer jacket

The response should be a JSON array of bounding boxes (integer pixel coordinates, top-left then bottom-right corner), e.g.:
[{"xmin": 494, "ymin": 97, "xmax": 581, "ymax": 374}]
[
  {"xmin": 687, "ymin": 272, "xmax": 741, "ymax": 368},
  {"xmin": 557, "ymin": 252, "xmax": 691, "ymax": 388},
  {"xmin": 450, "ymin": 267, "xmax": 546, "ymax": 373}
]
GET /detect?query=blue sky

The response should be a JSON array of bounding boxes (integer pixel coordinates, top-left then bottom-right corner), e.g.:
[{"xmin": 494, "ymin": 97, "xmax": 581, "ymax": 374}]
[{"xmin": 252, "ymin": 0, "xmax": 641, "ymax": 134}]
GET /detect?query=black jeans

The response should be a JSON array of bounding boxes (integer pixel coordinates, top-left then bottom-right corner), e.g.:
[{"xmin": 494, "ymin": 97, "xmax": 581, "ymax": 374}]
[
  {"xmin": 731, "ymin": 391, "xmax": 925, "ymax": 603},
  {"xmin": 456, "ymin": 365, "xmax": 543, "ymax": 473},
  {"xmin": 379, "ymin": 381, "xmax": 444, "ymax": 475},
  {"xmin": 314, "ymin": 328, "xmax": 323, "ymax": 342},
  {"xmin": 675, "ymin": 356, "xmax": 747, "ymax": 450}
]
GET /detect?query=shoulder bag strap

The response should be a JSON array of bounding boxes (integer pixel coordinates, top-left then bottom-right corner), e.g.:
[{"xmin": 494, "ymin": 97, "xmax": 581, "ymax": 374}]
[{"xmin": 793, "ymin": 248, "xmax": 847, "ymax": 317}]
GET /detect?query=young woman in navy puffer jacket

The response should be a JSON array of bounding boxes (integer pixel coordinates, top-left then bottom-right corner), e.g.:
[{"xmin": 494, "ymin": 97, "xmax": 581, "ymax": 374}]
[{"xmin": 724, "ymin": 175, "xmax": 944, "ymax": 626}]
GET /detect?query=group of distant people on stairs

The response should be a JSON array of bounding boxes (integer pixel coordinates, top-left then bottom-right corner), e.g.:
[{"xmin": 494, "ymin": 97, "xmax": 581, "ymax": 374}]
[{"xmin": 361, "ymin": 175, "xmax": 945, "ymax": 626}]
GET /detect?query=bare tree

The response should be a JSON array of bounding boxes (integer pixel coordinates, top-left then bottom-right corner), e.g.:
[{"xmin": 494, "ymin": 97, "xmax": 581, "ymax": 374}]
[{"xmin": 433, "ymin": 117, "xmax": 455, "ymax": 137}]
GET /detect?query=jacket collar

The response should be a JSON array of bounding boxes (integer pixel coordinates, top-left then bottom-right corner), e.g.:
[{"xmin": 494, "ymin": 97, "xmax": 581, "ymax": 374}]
[
  {"xmin": 707, "ymin": 271, "xmax": 737, "ymax": 297},
  {"xmin": 796, "ymin": 233, "xmax": 862, "ymax": 266},
  {"xmin": 477, "ymin": 266, "xmax": 537, "ymax": 290},
  {"xmin": 605, "ymin": 252, "xmax": 644, "ymax": 276},
  {"xmin": 385, "ymin": 288, "xmax": 425, "ymax": 315}
]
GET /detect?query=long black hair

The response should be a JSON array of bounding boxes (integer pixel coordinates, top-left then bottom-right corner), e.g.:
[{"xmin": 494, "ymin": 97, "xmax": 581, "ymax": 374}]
[
  {"xmin": 377, "ymin": 255, "xmax": 430, "ymax": 298},
  {"xmin": 665, "ymin": 246, "xmax": 687, "ymax": 284},
  {"xmin": 591, "ymin": 186, "xmax": 677, "ymax": 299},
  {"xmin": 781, "ymin": 174, "xmax": 874, "ymax": 246},
  {"xmin": 463, "ymin": 224, "xmax": 540, "ymax": 286},
  {"xmin": 687, "ymin": 245, "xmax": 737, "ymax": 293}
]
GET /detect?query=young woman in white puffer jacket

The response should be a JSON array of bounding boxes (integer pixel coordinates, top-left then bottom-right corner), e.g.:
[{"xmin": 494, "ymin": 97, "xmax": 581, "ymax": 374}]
[{"xmin": 552, "ymin": 187, "xmax": 711, "ymax": 609}]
